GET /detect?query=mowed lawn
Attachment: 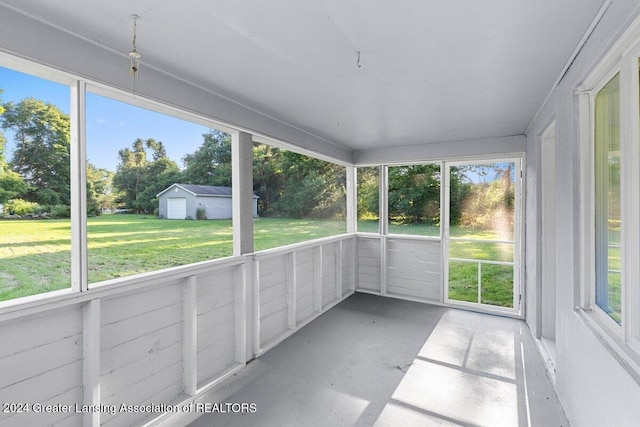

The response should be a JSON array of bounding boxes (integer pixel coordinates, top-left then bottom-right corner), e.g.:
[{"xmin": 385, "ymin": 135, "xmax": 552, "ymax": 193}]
[
  {"xmin": 1, "ymin": 215, "xmax": 516, "ymax": 306},
  {"xmin": 0, "ymin": 215, "xmax": 346, "ymax": 301}
]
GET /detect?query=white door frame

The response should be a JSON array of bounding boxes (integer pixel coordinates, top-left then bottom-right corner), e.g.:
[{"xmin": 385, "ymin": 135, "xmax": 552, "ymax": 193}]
[{"xmin": 442, "ymin": 157, "xmax": 524, "ymax": 316}]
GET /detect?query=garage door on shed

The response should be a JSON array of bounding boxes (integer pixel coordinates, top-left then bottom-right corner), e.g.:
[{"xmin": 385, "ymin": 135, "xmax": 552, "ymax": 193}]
[{"xmin": 167, "ymin": 197, "xmax": 187, "ymax": 219}]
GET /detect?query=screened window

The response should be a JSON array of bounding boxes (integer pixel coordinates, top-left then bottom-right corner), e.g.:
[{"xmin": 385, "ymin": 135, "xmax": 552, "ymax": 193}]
[
  {"xmin": 0, "ymin": 66, "xmax": 72, "ymax": 301},
  {"xmin": 594, "ymin": 73, "xmax": 621, "ymax": 324},
  {"xmin": 356, "ymin": 166, "xmax": 379, "ymax": 233},
  {"xmin": 85, "ymin": 89, "xmax": 232, "ymax": 284},
  {"xmin": 252, "ymin": 143, "xmax": 346, "ymax": 251},
  {"xmin": 387, "ymin": 164, "xmax": 440, "ymax": 237}
]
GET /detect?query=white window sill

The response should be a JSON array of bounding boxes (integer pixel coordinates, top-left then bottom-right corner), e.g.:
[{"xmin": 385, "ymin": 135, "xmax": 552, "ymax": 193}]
[{"xmin": 577, "ymin": 307, "xmax": 640, "ymax": 387}]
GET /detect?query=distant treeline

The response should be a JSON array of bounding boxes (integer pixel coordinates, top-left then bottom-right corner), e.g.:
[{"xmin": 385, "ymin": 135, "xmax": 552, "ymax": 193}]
[{"xmin": 1, "ymin": 94, "xmax": 513, "ymax": 227}]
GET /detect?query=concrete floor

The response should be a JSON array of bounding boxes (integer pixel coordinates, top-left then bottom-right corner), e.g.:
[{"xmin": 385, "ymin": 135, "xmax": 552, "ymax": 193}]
[{"xmin": 189, "ymin": 293, "xmax": 568, "ymax": 427}]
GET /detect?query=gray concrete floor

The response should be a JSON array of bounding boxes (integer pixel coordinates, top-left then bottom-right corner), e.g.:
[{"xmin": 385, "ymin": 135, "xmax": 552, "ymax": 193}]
[{"xmin": 189, "ymin": 293, "xmax": 568, "ymax": 427}]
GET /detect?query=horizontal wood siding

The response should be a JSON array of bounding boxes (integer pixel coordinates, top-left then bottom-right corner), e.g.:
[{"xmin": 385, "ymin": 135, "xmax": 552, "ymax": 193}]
[
  {"xmin": 342, "ymin": 239, "xmax": 354, "ymax": 296},
  {"xmin": 322, "ymin": 242, "xmax": 338, "ymax": 308},
  {"xmin": 254, "ymin": 236, "xmax": 355, "ymax": 355},
  {"xmin": 0, "ymin": 306, "xmax": 83, "ymax": 427},
  {"xmin": 258, "ymin": 255, "xmax": 288, "ymax": 347},
  {"xmin": 295, "ymin": 247, "xmax": 315, "ymax": 323},
  {"xmin": 0, "ymin": 236, "xmax": 357, "ymax": 426},
  {"xmin": 196, "ymin": 268, "xmax": 237, "ymax": 387},
  {"xmin": 386, "ymin": 238, "xmax": 441, "ymax": 302},
  {"xmin": 357, "ymin": 237, "xmax": 381, "ymax": 292},
  {"xmin": 100, "ymin": 282, "xmax": 184, "ymax": 427}
]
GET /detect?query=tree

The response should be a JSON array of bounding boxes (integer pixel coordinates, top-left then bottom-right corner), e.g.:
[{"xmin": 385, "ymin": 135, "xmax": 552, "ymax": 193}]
[
  {"xmin": 454, "ymin": 164, "xmax": 515, "ymax": 230},
  {"xmin": 388, "ymin": 164, "xmax": 440, "ymax": 224},
  {"xmin": 86, "ymin": 163, "xmax": 115, "ymax": 215},
  {"xmin": 0, "ymin": 89, "xmax": 7, "ymax": 172},
  {"xmin": 0, "ymin": 170, "xmax": 30, "ymax": 204},
  {"xmin": 1, "ymin": 97, "xmax": 70, "ymax": 205},
  {"xmin": 0, "ymin": 90, "xmax": 31, "ymax": 204},
  {"xmin": 273, "ymin": 150, "xmax": 346, "ymax": 219},
  {"xmin": 112, "ymin": 138, "xmax": 179, "ymax": 213},
  {"xmin": 252, "ymin": 143, "xmax": 282, "ymax": 216},
  {"xmin": 357, "ymin": 166, "xmax": 379, "ymax": 220},
  {"xmin": 180, "ymin": 130, "xmax": 232, "ymax": 186}
]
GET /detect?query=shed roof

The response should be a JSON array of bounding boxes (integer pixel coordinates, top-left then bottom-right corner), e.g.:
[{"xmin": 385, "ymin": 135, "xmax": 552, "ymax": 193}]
[{"xmin": 157, "ymin": 184, "xmax": 258, "ymax": 198}]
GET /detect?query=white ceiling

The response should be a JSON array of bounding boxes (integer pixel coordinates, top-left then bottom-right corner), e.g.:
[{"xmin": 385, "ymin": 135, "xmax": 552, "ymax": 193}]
[{"xmin": 0, "ymin": 0, "xmax": 605, "ymax": 153}]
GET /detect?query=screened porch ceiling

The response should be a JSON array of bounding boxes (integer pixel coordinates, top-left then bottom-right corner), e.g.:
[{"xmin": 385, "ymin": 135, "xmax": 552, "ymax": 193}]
[{"xmin": 0, "ymin": 0, "xmax": 605, "ymax": 155}]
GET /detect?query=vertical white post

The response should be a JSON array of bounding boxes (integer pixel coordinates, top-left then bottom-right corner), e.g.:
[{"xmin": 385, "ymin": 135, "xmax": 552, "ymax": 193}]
[
  {"xmin": 346, "ymin": 166, "xmax": 357, "ymax": 234},
  {"xmin": 232, "ymin": 131, "xmax": 254, "ymax": 256},
  {"xmin": 235, "ymin": 264, "xmax": 248, "ymax": 363},
  {"xmin": 253, "ymin": 258, "xmax": 261, "ymax": 354},
  {"xmin": 380, "ymin": 166, "xmax": 389, "ymax": 295},
  {"xmin": 287, "ymin": 252, "xmax": 297, "ymax": 329},
  {"xmin": 442, "ymin": 161, "xmax": 450, "ymax": 304},
  {"xmin": 314, "ymin": 245, "xmax": 323, "ymax": 312},
  {"xmin": 477, "ymin": 262, "xmax": 482, "ymax": 304},
  {"xmin": 351, "ymin": 238, "xmax": 357, "ymax": 292},
  {"xmin": 336, "ymin": 241, "xmax": 343, "ymax": 300},
  {"xmin": 70, "ymin": 81, "xmax": 87, "ymax": 292},
  {"xmin": 379, "ymin": 165, "xmax": 388, "ymax": 236},
  {"xmin": 183, "ymin": 275, "xmax": 197, "ymax": 396},
  {"xmin": 515, "ymin": 158, "xmax": 524, "ymax": 313},
  {"xmin": 241, "ymin": 257, "xmax": 253, "ymax": 362},
  {"xmin": 232, "ymin": 130, "xmax": 254, "ymax": 357},
  {"xmin": 83, "ymin": 299, "xmax": 100, "ymax": 427}
]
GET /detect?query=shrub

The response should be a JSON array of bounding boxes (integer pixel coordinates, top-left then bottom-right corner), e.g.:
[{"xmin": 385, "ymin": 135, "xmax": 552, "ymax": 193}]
[
  {"xmin": 196, "ymin": 204, "xmax": 207, "ymax": 220},
  {"xmin": 4, "ymin": 199, "xmax": 40, "ymax": 216},
  {"xmin": 50, "ymin": 205, "xmax": 71, "ymax": 218}
]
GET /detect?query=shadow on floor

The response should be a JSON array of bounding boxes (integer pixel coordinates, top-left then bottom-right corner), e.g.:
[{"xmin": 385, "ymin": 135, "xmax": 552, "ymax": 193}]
[{"xmin": 189, "ymin": 293, "xmax": 567, "ymax": 427}]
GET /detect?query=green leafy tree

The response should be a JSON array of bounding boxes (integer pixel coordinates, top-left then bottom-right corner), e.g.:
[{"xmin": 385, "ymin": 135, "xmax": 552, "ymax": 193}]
[
  {"xmin": 1, "ymin": 97, "xmax": 70, "ymax": 205},
  {"xmin": 274, "ymin": 150, "xmax": 346, "ymax": 219},
  {"xmin": 457, "ymin": 164, "xmax": 515, "ymax": 230},
  {"xmin": 0, "ymin": 170, "xmax": 30, "ymax": 204},
  {"xmin": 113, "ymin": 138, "xmax": 179, "ymax": 213},
  {"xmin": 388, "ymin": 164, "xmax": 441, "ymax": 224},
  {"xmin": 252, "ymin": 143, "xmax": 283, "ymax": 216},
  {"xmin": 180, "ymin": 130, "xmax": 232, "ymax": 186},
  {"xmin": 357, "ymin": 166, "xmax": 379, "ymax": 220},
  {"xmin": 86, "ymin": 163, "xmax": 115, "ymax": 215},
  {"xmin": 0, "ymin": 90, "xmax": 6, "ymax": 172}
]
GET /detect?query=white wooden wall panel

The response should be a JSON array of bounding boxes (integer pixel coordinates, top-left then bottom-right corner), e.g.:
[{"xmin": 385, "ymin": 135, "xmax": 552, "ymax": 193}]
[
  {"xmin": 357, "ymin": 237, "xmax": 382, "ymax": 292},
  {"xmin": 101, "ymin": 340, "xmax": 182, "ymax": 399},
  {"xmin": 196, "ymin": 267, "xmax": 236, "ymax": 385},
  {"xmin": 258, "ymin": 255, "xmax": 289, "ymax": 347},
  {"xmin": 342, "ymin": 239, "xmax": 355, "ymax": 296},
  {"xmin": 322, "ymin": 242, "xmax": 338, "ymax": 307},
  {"xmin": 260, "ymin": 307, "xmax": 288, "ymax": 347},
  {"xmin": 295, "ymin": 248, "xmax": 315, "ymax": 322},
  {"xmin": 386, "ymin": 238, "xmax": 441, "ymax": 302},
  {"xmin": 254, "ymin": 236, "xmax": 355, "ymax": 356},
  {"xmin": 197, "ymin": 331, "xmax": 235, "ymax": 384},
  {"xmin": 0, "ymin": 306, "xmax": 83, "ymax": 427},
  {"xmin": 101, "ymin": 364, "xmax": 184, "ymax": 427},
  {"xmin": 0, "ymin": 236, "xmax": 355, "ymax": 426},
  {"xmin": 100, "ymin": 283, "xmax": 183, "ymax": 427}
]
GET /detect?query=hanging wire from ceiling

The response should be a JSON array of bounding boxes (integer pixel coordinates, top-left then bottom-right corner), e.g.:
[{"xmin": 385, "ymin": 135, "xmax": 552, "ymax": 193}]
[{"xmin": 129, "ymin": 14, "xmax": 141, "ymax": 81}]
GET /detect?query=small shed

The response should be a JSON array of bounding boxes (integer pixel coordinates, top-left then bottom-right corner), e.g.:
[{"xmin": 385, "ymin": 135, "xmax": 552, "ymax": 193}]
[{"xmin": 156, "ymin": 184, "xmax": 258, "ymax": 220}]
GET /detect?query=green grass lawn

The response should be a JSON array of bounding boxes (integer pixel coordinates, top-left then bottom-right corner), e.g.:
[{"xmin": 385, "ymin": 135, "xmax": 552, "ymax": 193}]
[
  {"xmin": 1, "ymin": 215, "xmax": 516, "ymax": 307},
  {"xmin": 0, "ymin": 215, "xmax": 347, "ymax": 301},
  {"xmin": 359, "ymin": 219, "xmax": 516, "ymax": 308}
]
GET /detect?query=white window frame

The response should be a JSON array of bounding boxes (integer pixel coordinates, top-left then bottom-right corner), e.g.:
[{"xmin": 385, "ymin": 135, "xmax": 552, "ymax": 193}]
[{"xmin": 578, "ymin": 16, "xmax": 640, "ymax": 374}]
